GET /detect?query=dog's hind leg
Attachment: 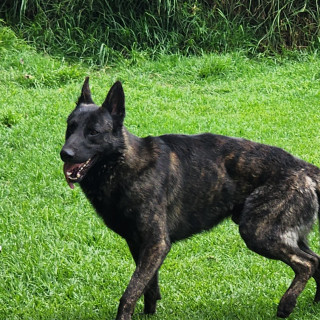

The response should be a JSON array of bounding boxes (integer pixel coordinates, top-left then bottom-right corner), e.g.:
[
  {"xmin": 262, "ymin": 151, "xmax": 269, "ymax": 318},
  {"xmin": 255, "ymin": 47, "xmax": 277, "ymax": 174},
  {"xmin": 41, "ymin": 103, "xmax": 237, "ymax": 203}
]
[
  {"xmin": 240, "ymin": 230, "xmax": 318, "ymax": 318},
  {"xmin": 298, "ymin": 240, "xmax": 320, "ymax": 302},
  {"xmin": 238, "ymin": 182, "xmax": 319, "ymax": 318},
  {"xmin": 275, "ymin": 247, "xmax": 318, "ymax": 318}
]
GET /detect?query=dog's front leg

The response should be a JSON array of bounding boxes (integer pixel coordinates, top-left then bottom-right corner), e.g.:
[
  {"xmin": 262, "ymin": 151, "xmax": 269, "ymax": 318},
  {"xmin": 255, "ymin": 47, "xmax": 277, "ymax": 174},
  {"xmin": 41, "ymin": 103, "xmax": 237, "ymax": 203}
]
[
  {"xmin": 116, "ymin": 238, "xmax": 171, "ymax": 320},
  {"xmin": 127, "ymin": 241, "xmax": 162, "ymax": 314},
  {"xmin": 143, "ymin": 271, "xmax": 161, "ymax": 314}
]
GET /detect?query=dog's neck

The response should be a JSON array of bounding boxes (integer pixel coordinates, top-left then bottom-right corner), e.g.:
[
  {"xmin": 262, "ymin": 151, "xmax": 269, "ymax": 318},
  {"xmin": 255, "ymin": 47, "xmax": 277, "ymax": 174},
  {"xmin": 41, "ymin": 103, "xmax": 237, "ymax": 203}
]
[{"xmin": 122, "ymin": 127, "xmax": 159, "ymax": 171}]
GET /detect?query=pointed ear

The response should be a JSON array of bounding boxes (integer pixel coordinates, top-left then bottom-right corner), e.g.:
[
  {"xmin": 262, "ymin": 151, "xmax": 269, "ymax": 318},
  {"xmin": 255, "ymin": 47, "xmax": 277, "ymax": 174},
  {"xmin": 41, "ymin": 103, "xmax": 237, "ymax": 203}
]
[
  {"xmin": 77, "ymin": 77, "xmax": 94, "ymax": 105},
  {"xmin": 102, "ymin": 81, "xmax": 125, "ymax": 127}
]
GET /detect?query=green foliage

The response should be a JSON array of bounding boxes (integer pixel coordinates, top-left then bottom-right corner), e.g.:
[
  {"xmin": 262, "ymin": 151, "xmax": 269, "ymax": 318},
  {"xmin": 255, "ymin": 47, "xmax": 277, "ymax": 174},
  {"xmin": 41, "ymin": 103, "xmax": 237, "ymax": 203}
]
[
  {"xmin": 1, "ymin": 24, "xmax": 320, "ymax": 319},
  {"xmin": 0, "ymin": 21, "xmax": 24, "ymax": 51},
  {"xmin": 1, "ymin": 1, "xmax": 319, "ymax": 65}
]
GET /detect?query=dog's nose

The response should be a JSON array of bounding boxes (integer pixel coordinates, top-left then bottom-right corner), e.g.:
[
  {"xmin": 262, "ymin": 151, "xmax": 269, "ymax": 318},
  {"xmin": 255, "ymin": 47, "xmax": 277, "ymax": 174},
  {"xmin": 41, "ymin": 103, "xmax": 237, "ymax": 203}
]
[{"xmin": 60, "ymin": 147, "xmax": 75, "ymax": 162}]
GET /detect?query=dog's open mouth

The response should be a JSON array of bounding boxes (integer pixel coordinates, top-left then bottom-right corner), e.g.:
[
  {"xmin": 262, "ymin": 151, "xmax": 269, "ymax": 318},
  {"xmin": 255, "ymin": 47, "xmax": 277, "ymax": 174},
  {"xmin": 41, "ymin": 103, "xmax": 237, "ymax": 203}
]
[{"xmin": 63, "ymin": 157, "xmax": 96, "ymax": 189}]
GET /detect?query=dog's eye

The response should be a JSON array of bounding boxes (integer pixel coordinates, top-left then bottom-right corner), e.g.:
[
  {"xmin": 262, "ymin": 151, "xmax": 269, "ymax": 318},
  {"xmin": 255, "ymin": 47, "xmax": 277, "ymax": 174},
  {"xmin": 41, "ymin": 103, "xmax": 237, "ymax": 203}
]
[{"xmin": 88, "ymin": 129, "xmax": 99, "ymax": 136}]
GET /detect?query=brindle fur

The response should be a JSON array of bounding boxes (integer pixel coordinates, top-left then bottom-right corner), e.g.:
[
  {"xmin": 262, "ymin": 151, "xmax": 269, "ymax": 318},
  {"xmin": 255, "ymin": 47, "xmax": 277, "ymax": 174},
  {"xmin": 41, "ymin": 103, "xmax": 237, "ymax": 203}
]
[{"xmin": 60, "ymin": 78, "xmax": 320, "ymax": 320}]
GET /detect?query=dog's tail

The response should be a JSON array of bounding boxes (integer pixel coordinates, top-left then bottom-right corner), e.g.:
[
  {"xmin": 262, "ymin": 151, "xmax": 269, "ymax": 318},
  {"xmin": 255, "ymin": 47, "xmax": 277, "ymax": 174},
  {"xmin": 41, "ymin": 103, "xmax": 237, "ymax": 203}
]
[
  {"xmin": 314, "ymin": 175, "xmax": 320, "ymax": 232},
  {"xmin": 308, "ymin": 166, "xmax": 320, "ymax": 232}
]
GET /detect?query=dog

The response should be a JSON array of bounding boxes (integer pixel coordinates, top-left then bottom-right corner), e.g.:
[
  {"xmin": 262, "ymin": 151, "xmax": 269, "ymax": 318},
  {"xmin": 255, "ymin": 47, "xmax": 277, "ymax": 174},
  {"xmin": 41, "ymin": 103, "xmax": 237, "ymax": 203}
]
[{"xmin": 60, "ymin": 77, "xmax": 320, "ymax": 320}]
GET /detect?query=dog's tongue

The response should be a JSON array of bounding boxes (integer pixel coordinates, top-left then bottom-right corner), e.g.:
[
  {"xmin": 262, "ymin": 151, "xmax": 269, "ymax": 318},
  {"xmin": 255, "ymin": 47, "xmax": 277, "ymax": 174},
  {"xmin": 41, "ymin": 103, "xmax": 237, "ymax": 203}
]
[{"xmin": 63, "ymin": 162, "xmax": 76, "ymax": 189}]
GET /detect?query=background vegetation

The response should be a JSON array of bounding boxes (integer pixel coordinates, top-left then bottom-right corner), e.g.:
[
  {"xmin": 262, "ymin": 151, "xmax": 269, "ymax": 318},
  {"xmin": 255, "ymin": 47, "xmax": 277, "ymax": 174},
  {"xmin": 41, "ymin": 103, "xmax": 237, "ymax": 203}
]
[{"xmin": 1, "ymin": 0, "xmax": 320, "ymax": 65}]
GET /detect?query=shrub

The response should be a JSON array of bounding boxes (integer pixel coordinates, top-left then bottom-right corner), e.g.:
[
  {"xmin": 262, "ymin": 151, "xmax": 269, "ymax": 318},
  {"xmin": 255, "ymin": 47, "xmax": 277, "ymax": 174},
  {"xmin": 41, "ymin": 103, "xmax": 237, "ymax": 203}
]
[{"xmin": 0, "ymin": 1, "xmax": 319, "ymax": 65}]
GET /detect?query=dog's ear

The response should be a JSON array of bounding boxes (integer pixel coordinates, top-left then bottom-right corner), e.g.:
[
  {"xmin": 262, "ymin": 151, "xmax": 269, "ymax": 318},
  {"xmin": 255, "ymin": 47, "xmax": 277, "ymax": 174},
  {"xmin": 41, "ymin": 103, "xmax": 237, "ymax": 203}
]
[
  {"xmin": 77, "ymin": 77, "xmax": 94, "ymax": 105},
  {"xmin": 102, "ymin": 81, "xmax": 125, "ymax": 127}
]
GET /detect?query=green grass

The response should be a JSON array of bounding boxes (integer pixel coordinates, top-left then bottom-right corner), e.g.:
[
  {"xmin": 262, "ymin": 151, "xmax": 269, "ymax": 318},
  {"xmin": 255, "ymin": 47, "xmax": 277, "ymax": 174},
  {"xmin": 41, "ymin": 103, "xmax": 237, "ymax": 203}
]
[{"xmin": 1, "ymin": 27, "xmax": 320, "ymax": 319}]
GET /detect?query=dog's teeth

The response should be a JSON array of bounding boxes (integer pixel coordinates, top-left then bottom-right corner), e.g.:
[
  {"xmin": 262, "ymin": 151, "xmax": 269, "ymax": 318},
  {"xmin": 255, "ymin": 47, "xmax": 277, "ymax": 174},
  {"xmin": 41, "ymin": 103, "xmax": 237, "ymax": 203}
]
[{"xmin": 65, "ymin": 158, "xmax": 92, "ymax": 182}]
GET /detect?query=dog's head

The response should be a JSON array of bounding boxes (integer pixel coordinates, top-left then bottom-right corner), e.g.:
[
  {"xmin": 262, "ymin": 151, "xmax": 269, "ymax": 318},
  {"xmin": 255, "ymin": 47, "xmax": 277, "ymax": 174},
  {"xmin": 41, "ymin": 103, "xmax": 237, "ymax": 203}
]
[{"xmin": 60, "ymin": 77, "xmax": 126, "ymax": 188}]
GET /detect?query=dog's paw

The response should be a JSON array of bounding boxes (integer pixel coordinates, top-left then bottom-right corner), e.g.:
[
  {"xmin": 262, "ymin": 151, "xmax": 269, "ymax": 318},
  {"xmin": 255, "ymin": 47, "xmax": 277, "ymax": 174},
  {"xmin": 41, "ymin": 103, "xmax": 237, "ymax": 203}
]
[{"xmin": 277, "ymin": 295, "xmax": 297, "ymax": 318}]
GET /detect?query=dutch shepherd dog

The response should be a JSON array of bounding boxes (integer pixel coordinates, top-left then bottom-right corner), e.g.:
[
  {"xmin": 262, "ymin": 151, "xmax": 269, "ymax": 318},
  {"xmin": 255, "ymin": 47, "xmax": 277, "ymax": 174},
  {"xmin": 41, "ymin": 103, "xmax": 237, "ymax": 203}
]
[{"xmin": 60, "ymin": 77, "xmax": 320, "ymax": 320}]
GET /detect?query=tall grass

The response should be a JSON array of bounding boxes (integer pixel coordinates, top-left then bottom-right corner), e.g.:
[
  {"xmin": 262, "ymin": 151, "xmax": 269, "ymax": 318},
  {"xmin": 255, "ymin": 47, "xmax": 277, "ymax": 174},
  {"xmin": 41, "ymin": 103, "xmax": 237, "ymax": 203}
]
[{"xmin": 1, "ymin": 1, "xmax": 319, "ymax": 65}]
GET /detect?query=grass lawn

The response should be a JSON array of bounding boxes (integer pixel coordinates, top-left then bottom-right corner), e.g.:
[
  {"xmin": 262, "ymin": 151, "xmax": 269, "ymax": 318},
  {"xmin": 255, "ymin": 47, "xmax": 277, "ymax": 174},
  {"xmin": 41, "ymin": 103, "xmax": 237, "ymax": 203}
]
[{"xmin": 1, "ymin": 27, "xmax": 320, "ymax": 319}]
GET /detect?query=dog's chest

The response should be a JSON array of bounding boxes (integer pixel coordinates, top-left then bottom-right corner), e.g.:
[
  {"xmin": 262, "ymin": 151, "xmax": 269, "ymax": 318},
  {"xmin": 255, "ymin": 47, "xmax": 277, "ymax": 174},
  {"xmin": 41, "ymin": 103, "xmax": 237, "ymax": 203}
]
[
  {"xmin": 81, "ymin": 171, "xmax": 120, "ymax": 212},
  {"xmin": 80, "ymin": 168, "xmax": 137, "ymax": 237}
]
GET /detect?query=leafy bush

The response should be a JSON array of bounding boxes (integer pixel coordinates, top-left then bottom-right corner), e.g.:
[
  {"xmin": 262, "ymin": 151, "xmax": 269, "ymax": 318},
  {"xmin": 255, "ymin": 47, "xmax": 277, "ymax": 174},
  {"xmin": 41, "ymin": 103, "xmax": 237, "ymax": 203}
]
[{"xmin": 0, "ymin": 1, "xmax": 319, "ymax": 64}]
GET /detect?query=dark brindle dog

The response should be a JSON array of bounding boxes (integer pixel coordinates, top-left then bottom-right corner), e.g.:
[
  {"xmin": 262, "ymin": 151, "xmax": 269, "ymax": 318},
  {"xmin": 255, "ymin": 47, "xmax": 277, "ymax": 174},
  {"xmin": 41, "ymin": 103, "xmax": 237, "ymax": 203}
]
[{"xmin": 60, "ymin": 78, "xmax": 320, "ymax": 320}]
